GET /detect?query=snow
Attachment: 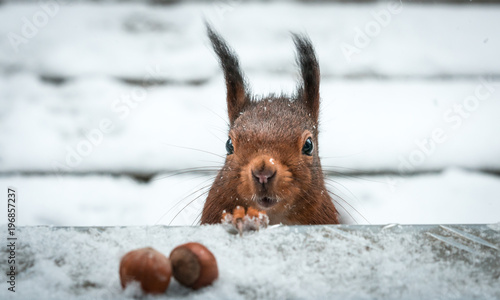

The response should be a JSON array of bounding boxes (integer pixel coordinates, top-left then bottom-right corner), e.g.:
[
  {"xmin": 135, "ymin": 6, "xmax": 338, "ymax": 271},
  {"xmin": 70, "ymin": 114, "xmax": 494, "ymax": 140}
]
[
  {"xmin": 1, "ymin": 2, "xmax": 500, "ymax": 173},
  {"xmin": 0, "ymin": 225, "xmax": 498, "ymax": 299},
  {"xmin": 1, "ymin": 74, "xmax": 499, "ymax": 173},
  {"xmin": 0, "ymin": 0, "xmax": 498, "ymax": 227},
  {"xmin": 1, "ymin": 3, "xmax": 500, "ymax": 78},
  {"xmin": 0, "ymin": 2, "xmax": 498, "ymax": 223},
  {"xmin": 1, "ymin": 1, "xmax": 500, "ymax": 298},
  {"xmin": 1, "ymin": 168, "xmax": 499, "ymax": 227}
]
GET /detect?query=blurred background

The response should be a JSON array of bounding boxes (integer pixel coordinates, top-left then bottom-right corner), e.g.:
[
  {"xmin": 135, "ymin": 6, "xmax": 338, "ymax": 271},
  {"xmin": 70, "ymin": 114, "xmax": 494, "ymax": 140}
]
[{"xmin": 1, "ymin": 0, "xmax": 499, "ymax": 226}]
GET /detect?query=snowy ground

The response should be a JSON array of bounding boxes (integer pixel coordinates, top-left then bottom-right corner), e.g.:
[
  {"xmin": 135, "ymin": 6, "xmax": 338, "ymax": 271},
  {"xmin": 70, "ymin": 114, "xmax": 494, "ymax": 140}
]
[
  {"xmin": 0, "ymin": 225, "xmax": 499, "ymax": 299},
  {"xmin": 0, "ymin": 2, "xmax": 499, "ymax": 232}
]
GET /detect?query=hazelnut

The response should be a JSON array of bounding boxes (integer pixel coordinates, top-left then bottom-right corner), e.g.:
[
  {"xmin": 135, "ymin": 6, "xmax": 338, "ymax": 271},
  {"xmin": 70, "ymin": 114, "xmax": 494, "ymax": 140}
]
[
  {"xmin": 119, "ymin": 247, "xmax": 172, "ymax": 294},
  {"xmin": 169, "ymin": 242, "xmax": 218, "ymax": 290}
]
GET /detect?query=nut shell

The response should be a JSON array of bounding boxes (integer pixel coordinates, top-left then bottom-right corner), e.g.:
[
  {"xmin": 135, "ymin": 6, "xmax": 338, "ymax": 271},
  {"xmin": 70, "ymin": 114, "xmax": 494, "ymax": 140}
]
[
  {"xmin": 119, "ymin": 247, "xmax": 172, "ymax": 294},
  {"xmin": 170, "ymin": 242, "xmax": 218, "ymax": 289}
]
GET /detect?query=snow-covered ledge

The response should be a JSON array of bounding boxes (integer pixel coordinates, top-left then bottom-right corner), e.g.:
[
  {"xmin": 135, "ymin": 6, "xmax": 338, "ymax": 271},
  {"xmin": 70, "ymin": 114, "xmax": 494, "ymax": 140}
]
[{"xmin": 2, "ymin": 224, "xmax": 499, "ymax": 299}]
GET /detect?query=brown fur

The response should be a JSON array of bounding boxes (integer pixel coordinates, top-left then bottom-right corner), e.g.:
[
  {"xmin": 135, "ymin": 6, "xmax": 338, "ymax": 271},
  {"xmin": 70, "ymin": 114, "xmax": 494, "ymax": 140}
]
[{"xmin": 201, "ymin": 26, "xmax": 339, "ymax": 225}]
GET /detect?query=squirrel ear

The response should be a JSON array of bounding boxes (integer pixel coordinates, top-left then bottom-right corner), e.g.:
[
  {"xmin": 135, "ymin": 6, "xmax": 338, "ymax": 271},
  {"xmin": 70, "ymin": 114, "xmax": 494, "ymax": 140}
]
[
  {"xmin": 292, "ymin": 33, "xmax": 320, "ymax": 123},
  {"xmin": 207, "ymin": 24, "xmax": 249, "ymax": 125}
]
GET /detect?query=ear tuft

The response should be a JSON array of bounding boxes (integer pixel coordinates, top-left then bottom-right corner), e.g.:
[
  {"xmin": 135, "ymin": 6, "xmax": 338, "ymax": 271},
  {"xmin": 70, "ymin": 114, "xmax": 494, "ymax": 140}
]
[
  {"xmin": 292, "ymin": 33, "xmax": 320, "ymax": 122},
  {"xmin": 207, "ymin": 23, "xmax": 249, "ymax": 125}
]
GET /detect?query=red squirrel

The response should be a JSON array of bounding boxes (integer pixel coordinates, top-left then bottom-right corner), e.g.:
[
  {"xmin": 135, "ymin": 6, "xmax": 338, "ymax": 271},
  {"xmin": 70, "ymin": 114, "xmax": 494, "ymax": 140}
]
[{"xmin": 201, "ymin": 25, "xmax": 339, "ymax": 225}]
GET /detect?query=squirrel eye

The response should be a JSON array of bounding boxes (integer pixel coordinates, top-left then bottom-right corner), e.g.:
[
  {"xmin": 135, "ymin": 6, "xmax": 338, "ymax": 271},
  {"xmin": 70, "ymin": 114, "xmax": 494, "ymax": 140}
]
[
  {"xmin": 302, "ymin": 137, "xmax": 314, "ymax": 156},
  {"xmin": 225, "ymin": 138, "xmax": 234, "ymax": 155}
]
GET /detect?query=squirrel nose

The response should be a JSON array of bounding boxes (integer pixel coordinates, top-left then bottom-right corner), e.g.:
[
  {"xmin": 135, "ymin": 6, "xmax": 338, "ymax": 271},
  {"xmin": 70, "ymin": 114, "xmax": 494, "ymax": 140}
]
[{"xmin": 252, "ymin": 168, "xmax": 276, "ymax": 184}]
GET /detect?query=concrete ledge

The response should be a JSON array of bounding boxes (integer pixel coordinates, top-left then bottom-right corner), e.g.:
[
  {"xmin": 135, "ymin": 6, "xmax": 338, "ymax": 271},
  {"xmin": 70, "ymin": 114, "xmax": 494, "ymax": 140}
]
[{"xmin": 1, "ymin": 224, "xmax": 499, "ymax": 299}]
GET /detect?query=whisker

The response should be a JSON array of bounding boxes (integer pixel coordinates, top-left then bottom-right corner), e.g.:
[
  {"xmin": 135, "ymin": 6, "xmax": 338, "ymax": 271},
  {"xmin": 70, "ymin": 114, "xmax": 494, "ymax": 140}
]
[
  {"xmin": 191, "ymin": 212, "xmax": 203, "ymax": 226},
  {"xmin": 325, "ymin": 172, "xmax": 386, "ymax": 184},
  {"xmin": 323, "ymin": 174, "xmax": 371, "ymax": 224},
  {"xmin": 324, "ymin": 178, "xmax": 358, "ymax": 203},
  {"xmin": 326, "ymin": 185, "xmax": 370, "ymax": 224},
  {"xmin": 168, "ymin": 190, "xmax": 210, "ymax": 226},
  {"xmin": 321, "ymin": 165, "xmax": 366, "ymax": 172},
  {"xmin": 320, "ymin": 151, "xmax": 366, "ymax": 159},
  {"xmin": 162, "ymin": 143, "xmax": 225, "ymax": 159},
  {"xmin": 207, "ymin": 129, "xmax": 226, "ymax": 144},
  {"xmin": 310, "ymin": 165, "xmax": 388, "ymax": 184},
  {"xmin": 199, "ymin": 104, "xmax": 230, "ymax": 128},
  {"xmin": 152, "ymin": 167, "xmax": 223, "ymax": 182},
  {"xmin": 196, "ymin": 160, "xmax": 225, "ymax": 165},
  {"xmin": 330, "ymin": 195, "xmax": 359, "ymax": 224},
  {"xmin": 154, "ymin": 179, "xmax": 213, "ymax": 225}
]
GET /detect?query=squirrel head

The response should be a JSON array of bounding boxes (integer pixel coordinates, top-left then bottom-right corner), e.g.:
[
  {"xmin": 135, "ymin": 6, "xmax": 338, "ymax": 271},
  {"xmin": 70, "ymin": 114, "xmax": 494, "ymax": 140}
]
[{"xmin": 205, "ymin": 25, "xmax": 332, "ymax": 223}]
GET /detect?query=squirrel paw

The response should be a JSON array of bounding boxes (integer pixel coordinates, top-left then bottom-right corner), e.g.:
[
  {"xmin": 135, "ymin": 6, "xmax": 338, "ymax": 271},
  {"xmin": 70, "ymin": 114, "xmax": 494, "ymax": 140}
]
[{"xmin": 221, "ymin": 206, "xmax": 269, "ymax": 236}]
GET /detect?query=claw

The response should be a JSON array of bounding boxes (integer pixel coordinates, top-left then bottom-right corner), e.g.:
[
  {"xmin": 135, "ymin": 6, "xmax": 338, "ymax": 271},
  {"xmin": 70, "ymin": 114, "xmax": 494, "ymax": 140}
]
[
  {"xmin": 236, "ymin": 219, "xmax": 244, "ymax": 236},
  {"xmin": 221, "ymin": 206, "xmax": 269, "ymax": 236}
]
